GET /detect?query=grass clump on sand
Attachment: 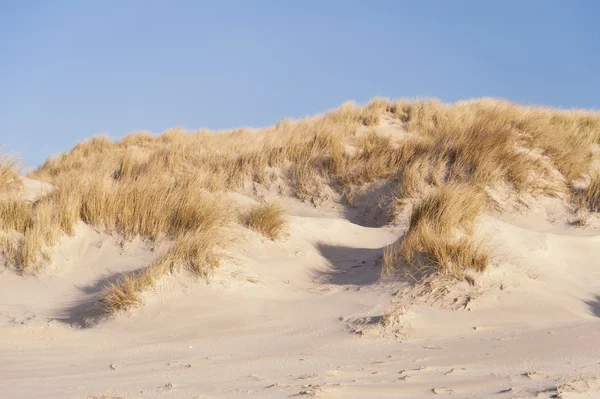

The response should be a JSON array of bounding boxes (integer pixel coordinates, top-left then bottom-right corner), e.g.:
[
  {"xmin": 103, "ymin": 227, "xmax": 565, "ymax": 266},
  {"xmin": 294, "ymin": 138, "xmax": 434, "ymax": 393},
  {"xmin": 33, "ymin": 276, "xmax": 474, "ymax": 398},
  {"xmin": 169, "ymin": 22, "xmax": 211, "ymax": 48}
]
[
  {"xmin": 572, "ymin": 172, "xmax": 600, "ymax": 213},
  {"xmin": 0, "ymin": 173, "xmax": 231, "ymax": 274},
  {"xmin": 584, "ymin": 173, "xmax": 600, "ymax": 212},
  {"xmin": 97, "ymin": 229, "xmax": 227, "ymax": 318},
  {"xmin": 245, "ymin": 201, "xmax": 287, "ymax": 240},
  {"xmin": 383, "ymin": 185, "xmax": 488, "ymax": 279}
]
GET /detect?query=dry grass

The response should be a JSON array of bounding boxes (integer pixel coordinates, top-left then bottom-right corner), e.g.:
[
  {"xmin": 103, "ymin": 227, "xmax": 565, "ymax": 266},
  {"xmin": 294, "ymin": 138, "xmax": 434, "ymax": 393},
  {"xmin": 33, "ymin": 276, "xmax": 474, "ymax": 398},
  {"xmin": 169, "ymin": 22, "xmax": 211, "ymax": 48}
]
[
  {"xmin": 575, "ymin": 172, "xmax": 600, "ymax": 212},
  {"xmin": 0, "ymin": 171, "xmax": 231, "ymax": 273},
  {"xmin": 0, "ymin": 230, "xmax": 22, "ymax": 267},
  {"xmin": 245, "ymin": 201, "xmax": 287, "ymax": 240},
  {"xmin": 80, "ymin": 176, "xmax": 231, "ymax": 240},
  {"xmin": 0, "ymin": 149, "xmax": 20, "ymax": 193},
  {"xmin": 98, "ymin": 269, "xmax": 155, "ymax": 315},
  {"xmin": 0, "ymin": 200, "xmax": 32, "ymax": 232},
  {"xmin": 97, "ymin": 228, "xmax": 227, "ymax": 317},
  {"xmin": 0, "ymin": 96, "xmax": 598, "ymax": 307},
  {"xmin": 400, "ymin": 99, "xmax": 600, "ymax": 183},
  {"xmin": 383, "ymin": 185, "xmax": 488, "ymax": 278},
  {"xmin": 407, "ymin": 184, "xmax": 485, "ymax": 235},
  {"xmin": 586, "ymin": 173, "xmax": 600, "ymax": 212}
]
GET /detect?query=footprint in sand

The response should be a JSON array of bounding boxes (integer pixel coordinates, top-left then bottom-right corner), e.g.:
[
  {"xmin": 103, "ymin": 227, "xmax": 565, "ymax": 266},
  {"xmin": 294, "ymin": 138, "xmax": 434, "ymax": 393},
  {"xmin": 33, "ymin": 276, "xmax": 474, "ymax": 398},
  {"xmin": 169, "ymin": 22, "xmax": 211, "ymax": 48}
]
[
  {"xmin": 432, "ymin": 387, "xmax": 456, "ymax": 395},
  {"xmin": 445, "ymin": 368, "xmax": 467, "ymax": 375},
  {"xmin": 325, "ymin": 370, "xmax": 341, "ymax": 378},
  {"xmin": 297, "ymin": 384, "xmax": 324, "ymax": 397},
  {"xmin": 522, "ymin": 371, "xmax": 547, "ymax": 380},
  {"xmin": 297, "ymin": 373, "xmax": 318, "ymax": 380},
  {"xmin": 397, "ymin": 366, "xmax": 428, "ymax": 381}
]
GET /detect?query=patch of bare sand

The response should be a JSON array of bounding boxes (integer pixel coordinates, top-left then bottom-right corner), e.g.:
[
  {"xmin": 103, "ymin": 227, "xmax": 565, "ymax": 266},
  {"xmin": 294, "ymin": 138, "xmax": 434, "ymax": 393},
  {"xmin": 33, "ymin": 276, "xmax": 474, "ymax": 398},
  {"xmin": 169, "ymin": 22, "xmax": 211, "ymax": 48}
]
[{"xmin": 1, "ymin": 189, "xmax": 600, "ymax": 398}]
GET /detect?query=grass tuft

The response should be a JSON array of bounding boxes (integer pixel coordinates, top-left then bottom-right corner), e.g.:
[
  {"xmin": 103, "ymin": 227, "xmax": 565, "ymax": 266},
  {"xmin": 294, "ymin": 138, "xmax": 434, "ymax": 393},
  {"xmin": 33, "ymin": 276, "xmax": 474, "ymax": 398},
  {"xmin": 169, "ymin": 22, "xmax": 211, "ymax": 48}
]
[
  {"xmin": 245, "ymin": 201, "xmax": 287, "ymax": 240},
  {"xmin": 96, "ymin": 229, "xmax": 227, "ymax": 318},
  {"xmin": 383, "ymin": 185, "xmax": 488, "ymax": 278},
  {"xmin": 572, "ymin": 172, "xmax": 600, "ymax": 213}
]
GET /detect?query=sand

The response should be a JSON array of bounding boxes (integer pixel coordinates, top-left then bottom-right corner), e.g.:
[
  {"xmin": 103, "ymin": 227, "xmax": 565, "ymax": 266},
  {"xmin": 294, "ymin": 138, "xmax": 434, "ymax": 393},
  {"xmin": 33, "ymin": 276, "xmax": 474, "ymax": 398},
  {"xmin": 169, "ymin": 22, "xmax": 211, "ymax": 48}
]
[{"xmin": 1, "ymin": 185, "xmax": 600, "ymax": 398}]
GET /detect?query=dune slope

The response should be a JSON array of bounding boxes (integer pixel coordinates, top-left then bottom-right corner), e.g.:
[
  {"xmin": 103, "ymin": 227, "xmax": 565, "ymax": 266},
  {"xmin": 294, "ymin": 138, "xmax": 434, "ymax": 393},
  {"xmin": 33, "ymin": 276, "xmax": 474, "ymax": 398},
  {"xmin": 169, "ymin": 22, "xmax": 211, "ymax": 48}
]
[
  {"xmin": 1, "ymin": 192, "xmax": 600, "ymax": 398},
  {"xmin": 2, "ymin": 98, "xmax": 600, "ymax": 398}
]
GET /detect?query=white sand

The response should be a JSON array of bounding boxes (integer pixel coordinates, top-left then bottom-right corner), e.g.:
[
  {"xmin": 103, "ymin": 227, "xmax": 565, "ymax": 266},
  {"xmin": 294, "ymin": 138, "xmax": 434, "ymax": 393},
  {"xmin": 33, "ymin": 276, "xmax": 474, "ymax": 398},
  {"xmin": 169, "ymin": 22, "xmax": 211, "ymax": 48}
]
[{"xmin": 1, "ymin": 188, "xmax": 600, "ymax": 398}]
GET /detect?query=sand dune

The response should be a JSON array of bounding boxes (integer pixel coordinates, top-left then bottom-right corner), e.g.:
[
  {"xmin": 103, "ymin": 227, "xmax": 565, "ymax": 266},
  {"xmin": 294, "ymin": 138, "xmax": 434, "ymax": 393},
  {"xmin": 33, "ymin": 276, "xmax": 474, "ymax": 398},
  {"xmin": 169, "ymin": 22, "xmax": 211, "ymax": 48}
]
[{"xmin": 2, "ymin": 99, "xmax": 600, "ymax": 398}]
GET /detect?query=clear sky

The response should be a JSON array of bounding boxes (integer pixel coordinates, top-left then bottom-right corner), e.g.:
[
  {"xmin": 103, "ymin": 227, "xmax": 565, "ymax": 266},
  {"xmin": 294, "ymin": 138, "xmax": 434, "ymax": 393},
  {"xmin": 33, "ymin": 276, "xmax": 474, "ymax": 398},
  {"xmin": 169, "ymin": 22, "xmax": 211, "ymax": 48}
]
[{"xmin": 2, "ymin": 1, "xmax": 599, "ymax": 167}]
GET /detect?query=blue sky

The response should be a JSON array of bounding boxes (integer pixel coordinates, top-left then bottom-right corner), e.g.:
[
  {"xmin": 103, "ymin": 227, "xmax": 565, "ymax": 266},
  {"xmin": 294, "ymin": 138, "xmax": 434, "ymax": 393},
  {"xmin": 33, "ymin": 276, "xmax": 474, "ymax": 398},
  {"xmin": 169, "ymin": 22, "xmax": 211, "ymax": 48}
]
[{"xmin": 1, "ymin": 1, "xmax": 599, "ymax": 167}]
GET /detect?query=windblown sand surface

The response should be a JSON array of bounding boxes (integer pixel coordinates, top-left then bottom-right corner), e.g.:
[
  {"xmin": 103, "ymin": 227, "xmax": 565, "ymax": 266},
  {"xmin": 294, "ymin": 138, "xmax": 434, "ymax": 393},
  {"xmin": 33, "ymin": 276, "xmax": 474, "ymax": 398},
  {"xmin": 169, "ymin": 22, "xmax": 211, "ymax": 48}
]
[{"xmin": 2, "ymin": 184, "xmax": 600, "ymax": 399}]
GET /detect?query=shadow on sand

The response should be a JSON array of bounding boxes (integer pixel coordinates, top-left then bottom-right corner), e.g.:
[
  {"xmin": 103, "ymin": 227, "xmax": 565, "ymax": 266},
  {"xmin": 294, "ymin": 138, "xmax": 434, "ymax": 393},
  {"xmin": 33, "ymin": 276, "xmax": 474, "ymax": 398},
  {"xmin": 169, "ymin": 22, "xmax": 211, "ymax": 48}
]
[
  {"xmin": 340, "ymin": 182, "xmax": 396, "ymax": 228},
  {"xmin": 584, "ymin": 295, "xmax": 600, "ymax": 318},
  {"xmin": 56, "ymin": 269, "xmax": 143, "ymax": 328},
  {"xmin": 314, "ymin": 242, "xmax": 415, "ymax": 287},
  {"xmin": 314, "ymin": 243, "xmax": 385, "ymax": 285}
]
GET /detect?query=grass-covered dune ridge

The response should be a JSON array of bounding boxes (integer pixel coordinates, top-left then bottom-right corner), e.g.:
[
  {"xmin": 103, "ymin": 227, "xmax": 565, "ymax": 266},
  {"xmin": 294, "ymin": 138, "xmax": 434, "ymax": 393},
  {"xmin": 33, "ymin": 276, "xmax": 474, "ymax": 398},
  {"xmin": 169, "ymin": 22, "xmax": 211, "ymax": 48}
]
[{"xmin": 2, "ymin": 97, "xmax": 600, "ymax": 318}]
